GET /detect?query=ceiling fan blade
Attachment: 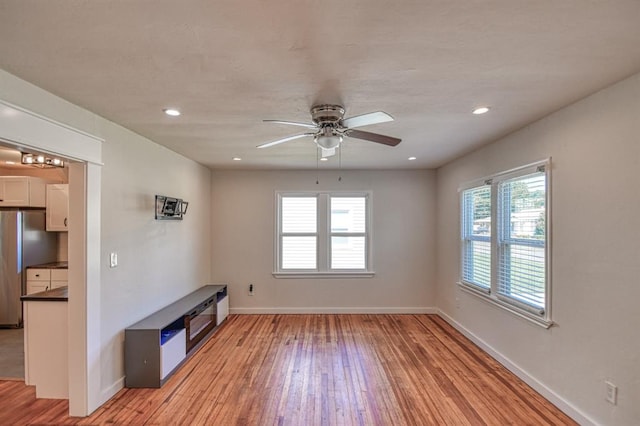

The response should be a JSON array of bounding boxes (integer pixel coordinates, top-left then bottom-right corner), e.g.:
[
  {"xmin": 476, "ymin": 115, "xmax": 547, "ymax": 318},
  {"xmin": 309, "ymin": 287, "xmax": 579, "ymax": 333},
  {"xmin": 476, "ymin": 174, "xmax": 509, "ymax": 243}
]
[
  {"xmin": 346, "ymin": 129, "xmax": 401, "ymax": 146},
  {"xmin": 263, "ymin": 119, "xmax": 318, "ymax": 129},
  {"xmin": 257, "ymin": 133, "xmax": 314, "ymax": 149},
  {"xmin": 341, "ymin": 111, "xmax": 394, "ymax": 129},
  {"xmin": 321, "ymin": 147, "xmax": 336, "ymax": 158}
]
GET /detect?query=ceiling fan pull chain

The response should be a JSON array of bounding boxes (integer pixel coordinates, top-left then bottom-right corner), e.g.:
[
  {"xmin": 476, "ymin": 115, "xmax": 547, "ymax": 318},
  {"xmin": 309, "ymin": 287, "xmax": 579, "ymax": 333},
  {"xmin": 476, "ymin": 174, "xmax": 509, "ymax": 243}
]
[
  {"xmin": 316, "ymin": 146, "xmax": 319, "ymax": 184},
  {"xmin": 338, "ymin": 146, "xmax": 342, "ymax": 182}
]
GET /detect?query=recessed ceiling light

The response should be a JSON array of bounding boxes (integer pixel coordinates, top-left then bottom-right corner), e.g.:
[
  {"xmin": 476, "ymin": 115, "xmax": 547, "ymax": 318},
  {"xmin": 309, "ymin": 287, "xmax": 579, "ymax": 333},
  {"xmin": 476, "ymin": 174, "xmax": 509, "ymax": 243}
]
[
  {"xmin": 320, "ymin": 157, "xmax": 328, "ymax": 162},
  {"xmin": 472, "ymin": 106, "xmax": 490, "ymax": 115},
  {"xmin": 232, "ymin": 157, "xmax": 242, "ymax": 161},
  {"xmin": 163, "ymin": 108, "xmax": 181, "ymax": 117},
  {"xmin": 408, "ymin": 156, "xmax": 417, "ymax": 161}
]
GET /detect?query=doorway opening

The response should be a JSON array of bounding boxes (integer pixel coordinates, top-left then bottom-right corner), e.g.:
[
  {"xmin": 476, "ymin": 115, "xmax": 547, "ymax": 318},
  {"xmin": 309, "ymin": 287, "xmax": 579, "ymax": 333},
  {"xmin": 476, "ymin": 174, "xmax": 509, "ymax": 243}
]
[{"xmin": 0, "ymin": 143, "xmax": 75, "ymax": 380}]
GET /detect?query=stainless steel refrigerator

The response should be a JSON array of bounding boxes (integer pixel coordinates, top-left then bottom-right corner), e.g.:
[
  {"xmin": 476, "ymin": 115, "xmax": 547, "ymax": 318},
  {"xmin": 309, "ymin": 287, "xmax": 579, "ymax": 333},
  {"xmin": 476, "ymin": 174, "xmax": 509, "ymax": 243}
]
[{"xmin": 0, "ymin": 209, "xmax": 57, "ymax": 327}]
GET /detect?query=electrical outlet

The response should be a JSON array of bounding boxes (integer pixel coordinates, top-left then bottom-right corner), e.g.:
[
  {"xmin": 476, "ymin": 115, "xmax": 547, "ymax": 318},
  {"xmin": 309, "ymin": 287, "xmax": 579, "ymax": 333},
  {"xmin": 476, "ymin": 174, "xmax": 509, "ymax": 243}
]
[
  {"xmin": 605, "ymin": 381, "xmax": 617, "ymax": 405},
  {"xmin": 248, "ymin": 283, "xmax": 254, "ymax": 296}
]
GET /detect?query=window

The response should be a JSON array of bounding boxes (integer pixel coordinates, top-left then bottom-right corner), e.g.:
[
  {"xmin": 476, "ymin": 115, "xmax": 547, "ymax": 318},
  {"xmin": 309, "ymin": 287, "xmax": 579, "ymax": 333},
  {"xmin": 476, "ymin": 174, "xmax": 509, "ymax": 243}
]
[
  {"xmin": 331, "ymin": 197, "xmax": 367, "ymax": 269},
  {"xmin": 276, "ymin": 192, "xmax": 372, "ymax": 277},
  {"xmin": 281, "ymin": 196, "xmax": 317, "ymax": 269},
  {"xmin": 460, "ymin": 160, "xmax": 551, "ymax": 326},
  {"xmin": 461, "ymin": 184, "xmax": 492, "ymax": 290},
  {"xmin": 497, "ymin": 172, "xmax": 547, "ymax": 313}
]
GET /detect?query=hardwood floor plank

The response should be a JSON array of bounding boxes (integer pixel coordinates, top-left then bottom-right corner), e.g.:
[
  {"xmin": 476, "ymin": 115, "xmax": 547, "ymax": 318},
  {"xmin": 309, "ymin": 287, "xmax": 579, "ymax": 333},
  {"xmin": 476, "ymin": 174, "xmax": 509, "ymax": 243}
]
[{"xmin": 0, "ymin": 314, "xmax": 577, "ymax": 425}]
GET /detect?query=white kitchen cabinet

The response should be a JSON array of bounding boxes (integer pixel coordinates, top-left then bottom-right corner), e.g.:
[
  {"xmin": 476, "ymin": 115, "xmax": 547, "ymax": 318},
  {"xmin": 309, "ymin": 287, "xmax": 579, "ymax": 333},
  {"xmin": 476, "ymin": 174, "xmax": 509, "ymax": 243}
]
[
  {"xmin": 26, "ymin": 282, "xmax": 49, "ymax": 295},
  {"xmin": 23, "ymin": 298, "xmax": 69, "ymax": 399},
  {"xmin": 26, "ymin": 268, "xmax": 68, "ymax": 294},
  {"xmin": 26, "ymin": 269, "xmax": 51, "ymax": 295},
  {"xmin": 50, "ymin": 269, "xmax": 68, "ymax": 289},
  {"xmin": 0, "ymin": 176, "xmax": 49, "ymax": 207},
  {"xmin": 46, "ymin": 184, "xmax": 69, "ymax": 231}
]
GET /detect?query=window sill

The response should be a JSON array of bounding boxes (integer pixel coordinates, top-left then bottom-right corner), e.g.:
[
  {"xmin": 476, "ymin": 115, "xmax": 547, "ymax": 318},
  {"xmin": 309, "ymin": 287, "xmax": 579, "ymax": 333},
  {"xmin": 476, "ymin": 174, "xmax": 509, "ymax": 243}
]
[
  {"xmin": 273, "ymin": 271, "xmax": 375, "ymax": 279},
  {"xmin": 457, "ymin": 282, "xmax": 554, "ymax": 329}
]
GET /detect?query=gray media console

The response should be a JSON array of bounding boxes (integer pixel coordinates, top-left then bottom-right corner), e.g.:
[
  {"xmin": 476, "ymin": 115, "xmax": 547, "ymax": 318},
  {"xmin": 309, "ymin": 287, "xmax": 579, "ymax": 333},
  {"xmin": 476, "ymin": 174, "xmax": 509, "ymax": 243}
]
[{"xmin": 124, "ymin": 284, "xmax": 229, "ymax": 388}]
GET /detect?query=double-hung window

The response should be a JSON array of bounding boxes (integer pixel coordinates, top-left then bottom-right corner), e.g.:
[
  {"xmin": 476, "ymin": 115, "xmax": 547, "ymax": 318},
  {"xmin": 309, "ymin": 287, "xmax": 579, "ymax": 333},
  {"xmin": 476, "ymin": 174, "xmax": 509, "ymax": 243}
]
[
  {"xmin": 461, "ymin": 184, "xmax": 492, "ymax": 290},
  {"xmin": 280, "ymin": 196, "xmax": 318, "ymax": 270},
  {"xmin": 276, "ymin": 192, "xmax": 372, "ymax": 277},
  {"xmin": 460, "ymin": 160, "xmax": 551, "ymax": 326}
]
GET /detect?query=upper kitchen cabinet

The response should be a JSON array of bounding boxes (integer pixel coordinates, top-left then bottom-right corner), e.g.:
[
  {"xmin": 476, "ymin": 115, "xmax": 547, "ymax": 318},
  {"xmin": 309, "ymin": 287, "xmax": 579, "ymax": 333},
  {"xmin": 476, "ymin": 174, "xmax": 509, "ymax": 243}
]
[
  {"xmin": 0, "ymin": 176, "xmax": 48, "ymax": 207},
  {"xmin": 46, "ymin": 184, "xmax": 69, "ymax": 231}
]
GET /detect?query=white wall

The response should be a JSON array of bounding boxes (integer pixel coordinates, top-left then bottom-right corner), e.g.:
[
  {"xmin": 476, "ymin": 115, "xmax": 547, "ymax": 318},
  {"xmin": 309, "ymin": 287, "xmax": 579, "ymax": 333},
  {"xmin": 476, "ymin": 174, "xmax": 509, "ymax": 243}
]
[
  {"xmin": 436, "ymin": 73, "xmax": 640, "ymax": 425},
  {"xmin": 211, "ymin": 169, "xmax": 436, "ymax": 312},
  {"xmin": 0, "ymin": 69, "xmax": 212, "ymax": 406},
  {"xmin": 98, "ymin": 120, "xmax": 212, "ymax": 396}
]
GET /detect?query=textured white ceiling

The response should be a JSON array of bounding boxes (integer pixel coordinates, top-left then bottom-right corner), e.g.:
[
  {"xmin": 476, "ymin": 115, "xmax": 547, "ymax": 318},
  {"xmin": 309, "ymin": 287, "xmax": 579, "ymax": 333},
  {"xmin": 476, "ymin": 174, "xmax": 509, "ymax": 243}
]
[{"xmin": 1, "ymin": 1, "xmax": 639, "ymax": 170}]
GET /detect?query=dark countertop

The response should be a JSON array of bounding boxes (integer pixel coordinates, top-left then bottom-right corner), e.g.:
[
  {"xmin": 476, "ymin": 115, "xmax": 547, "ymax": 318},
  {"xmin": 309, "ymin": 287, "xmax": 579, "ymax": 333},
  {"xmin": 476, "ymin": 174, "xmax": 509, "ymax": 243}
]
[
  {"xmin": 28, "ymin": 261, "xmax": 68, "ymax": 269},
  {"xmin": 21, "ymin": 286, "xmax": 68, "ymax": 302}
]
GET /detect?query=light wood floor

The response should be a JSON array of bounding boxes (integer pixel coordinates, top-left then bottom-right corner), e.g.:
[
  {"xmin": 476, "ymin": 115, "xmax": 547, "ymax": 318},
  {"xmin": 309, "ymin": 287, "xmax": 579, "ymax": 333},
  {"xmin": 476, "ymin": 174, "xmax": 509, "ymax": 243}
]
[{"xmin": 0, "ymin": 314, "xmax": 576, "ymax": 425}]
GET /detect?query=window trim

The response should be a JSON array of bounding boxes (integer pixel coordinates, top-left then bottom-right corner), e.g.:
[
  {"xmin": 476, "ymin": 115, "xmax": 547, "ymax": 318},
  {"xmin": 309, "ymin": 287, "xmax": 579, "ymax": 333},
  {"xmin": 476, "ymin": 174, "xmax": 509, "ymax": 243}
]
[
  {"xmin": 274, "ymin": 191, "xmax": 374, "ymax": 278},
  {"xmin": 458, "ymin": 159, "xmax": 552, "ymax": 328}
]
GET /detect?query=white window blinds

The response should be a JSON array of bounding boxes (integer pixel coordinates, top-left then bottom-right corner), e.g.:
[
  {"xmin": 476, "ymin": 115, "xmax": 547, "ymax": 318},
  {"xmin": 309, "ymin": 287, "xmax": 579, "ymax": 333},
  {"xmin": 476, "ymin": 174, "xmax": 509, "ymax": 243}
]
[
  {"xmin": 497, "ymin": 171, "xmax": 546, "ymax": 313},
  {"xmin": 281, "ymin": 196, "xmax": 317, "ymax": 270},
  {"xmin": 461, "ymin": 185, "xmax": 492, "ymax": 289},
  {"xmin": 330, "ymin": 197, "xmax": 367, "ymax": 270}
]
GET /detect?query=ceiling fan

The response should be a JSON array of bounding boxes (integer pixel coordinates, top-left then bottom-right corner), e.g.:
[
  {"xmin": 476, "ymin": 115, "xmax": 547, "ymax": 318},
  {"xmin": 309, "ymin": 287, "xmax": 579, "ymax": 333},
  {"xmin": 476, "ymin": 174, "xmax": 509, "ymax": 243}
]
[{"xmin": 257, "ymin": 104, "xmax": 401, "ymax": 157}]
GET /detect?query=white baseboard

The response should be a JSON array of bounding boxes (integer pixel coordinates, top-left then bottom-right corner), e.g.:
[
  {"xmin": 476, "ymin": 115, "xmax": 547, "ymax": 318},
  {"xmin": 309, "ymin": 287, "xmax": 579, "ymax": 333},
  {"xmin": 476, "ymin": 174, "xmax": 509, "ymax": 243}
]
[
  {"xmin": 100, "ymin": 376, "xmax": 124, "ymax": 406},
  {"xmin": 436, "ymin": 309, "xmax": 596, "ymax": 426},
  {"xmin": 230, "ymin": 307, "xmax": 438, "ymax": 314}
]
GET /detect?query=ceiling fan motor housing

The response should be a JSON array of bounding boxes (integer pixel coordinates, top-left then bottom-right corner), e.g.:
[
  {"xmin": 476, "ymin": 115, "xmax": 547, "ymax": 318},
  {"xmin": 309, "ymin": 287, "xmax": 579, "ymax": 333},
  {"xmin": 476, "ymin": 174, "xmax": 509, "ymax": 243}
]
[{"xmin": 310, "ymin": 104, "xmax": 345, "ymax": 125}]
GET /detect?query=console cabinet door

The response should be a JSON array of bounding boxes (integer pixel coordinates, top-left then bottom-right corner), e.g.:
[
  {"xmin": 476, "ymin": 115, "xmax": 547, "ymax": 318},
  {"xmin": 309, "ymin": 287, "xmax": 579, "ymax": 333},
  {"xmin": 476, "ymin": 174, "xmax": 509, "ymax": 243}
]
[{"xmin": 46, "ymin": 184, "xmax": 69, "ymax": 231}]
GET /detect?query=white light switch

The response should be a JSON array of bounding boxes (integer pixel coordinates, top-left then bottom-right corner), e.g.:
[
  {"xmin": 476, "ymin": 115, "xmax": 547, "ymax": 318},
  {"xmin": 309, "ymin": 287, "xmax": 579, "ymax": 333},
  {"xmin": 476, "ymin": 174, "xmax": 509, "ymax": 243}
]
[{"xmin": 110, "ymin": 252, "xmax": 118, "ymax": 268}]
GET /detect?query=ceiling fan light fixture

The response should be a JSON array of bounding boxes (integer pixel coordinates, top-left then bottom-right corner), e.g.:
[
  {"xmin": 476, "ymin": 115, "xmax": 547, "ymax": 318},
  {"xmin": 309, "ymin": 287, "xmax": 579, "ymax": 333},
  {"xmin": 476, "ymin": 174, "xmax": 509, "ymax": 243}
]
[{"xmin": 315, "ymin": 134, "xmax": 343, "ymax": 149}]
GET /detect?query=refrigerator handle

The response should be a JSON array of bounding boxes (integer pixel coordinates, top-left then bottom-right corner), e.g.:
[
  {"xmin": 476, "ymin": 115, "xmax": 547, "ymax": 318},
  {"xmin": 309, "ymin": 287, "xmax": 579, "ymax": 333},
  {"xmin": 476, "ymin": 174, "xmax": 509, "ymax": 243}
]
[{"xmin": 16, "ymin": 213, "xmax": 22, "ymax": 273}]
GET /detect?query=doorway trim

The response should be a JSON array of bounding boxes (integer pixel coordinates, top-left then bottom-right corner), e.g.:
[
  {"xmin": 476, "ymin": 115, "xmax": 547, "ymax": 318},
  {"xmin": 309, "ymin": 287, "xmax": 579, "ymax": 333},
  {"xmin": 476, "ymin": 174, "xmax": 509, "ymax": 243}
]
[{"xmin": 0, "ymin": 99, "xmax": 103, "ymax": 416}]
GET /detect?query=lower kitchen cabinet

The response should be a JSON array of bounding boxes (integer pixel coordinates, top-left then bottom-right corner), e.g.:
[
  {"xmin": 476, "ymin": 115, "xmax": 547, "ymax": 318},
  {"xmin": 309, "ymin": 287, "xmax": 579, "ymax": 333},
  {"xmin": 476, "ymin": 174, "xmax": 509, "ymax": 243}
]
[{"xmin": 26, "ymin": 268, "xmax": 68, "ymax": 295}]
